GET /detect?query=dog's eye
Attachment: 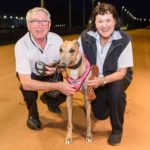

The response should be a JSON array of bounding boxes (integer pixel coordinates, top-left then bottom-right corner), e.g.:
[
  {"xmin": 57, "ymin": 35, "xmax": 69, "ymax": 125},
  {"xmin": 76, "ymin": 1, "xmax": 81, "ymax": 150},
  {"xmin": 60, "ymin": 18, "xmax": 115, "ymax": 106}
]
[
  {"xmin": 69, "ymin": 48, "xmax": 75, "ymax": 53},
  {"xmin": 60, "ymin": 48, "xmax": 63, "ymax": 53}
]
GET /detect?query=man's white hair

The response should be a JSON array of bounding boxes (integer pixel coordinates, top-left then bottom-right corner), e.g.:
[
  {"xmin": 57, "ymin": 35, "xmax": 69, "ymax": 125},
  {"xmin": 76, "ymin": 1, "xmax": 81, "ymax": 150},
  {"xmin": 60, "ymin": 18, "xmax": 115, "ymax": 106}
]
[{"xmin": 26, "ymin": 7, "xmax": 51, "ymax": 23}]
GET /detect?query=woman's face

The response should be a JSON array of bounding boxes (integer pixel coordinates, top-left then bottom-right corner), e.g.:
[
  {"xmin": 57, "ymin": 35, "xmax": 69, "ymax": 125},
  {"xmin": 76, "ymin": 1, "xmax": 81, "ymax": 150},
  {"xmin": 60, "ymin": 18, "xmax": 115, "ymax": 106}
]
[{"xmin": 95, "ymin": 12, "xmax": 116, "ymax": 40}]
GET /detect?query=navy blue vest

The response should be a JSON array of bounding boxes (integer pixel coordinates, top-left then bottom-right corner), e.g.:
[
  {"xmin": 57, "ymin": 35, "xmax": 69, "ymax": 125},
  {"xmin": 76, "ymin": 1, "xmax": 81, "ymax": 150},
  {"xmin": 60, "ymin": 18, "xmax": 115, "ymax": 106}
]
[{"xmin": 80, "ymin": 30, "xmax": 133, "ymax": 82}]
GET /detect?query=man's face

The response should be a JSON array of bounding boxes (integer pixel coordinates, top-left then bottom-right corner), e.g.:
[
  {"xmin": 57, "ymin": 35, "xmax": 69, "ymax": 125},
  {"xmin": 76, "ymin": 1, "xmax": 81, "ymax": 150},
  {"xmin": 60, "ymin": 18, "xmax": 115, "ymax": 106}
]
[{"xmin": 27, "ymin": 11, "xmax": 51, "ymax": 40}]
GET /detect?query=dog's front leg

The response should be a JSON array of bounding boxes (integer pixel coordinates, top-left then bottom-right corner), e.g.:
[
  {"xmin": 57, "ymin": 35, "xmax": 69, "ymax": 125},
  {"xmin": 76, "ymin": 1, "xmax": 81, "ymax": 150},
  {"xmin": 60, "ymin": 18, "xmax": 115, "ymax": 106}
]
[
  {"xmin": 84, "ymin": 94, "xmax": 93, "ymax": 143},
  {"xmin": 65, "ymin": 96, "xmax": 73, "ymax": 144}
]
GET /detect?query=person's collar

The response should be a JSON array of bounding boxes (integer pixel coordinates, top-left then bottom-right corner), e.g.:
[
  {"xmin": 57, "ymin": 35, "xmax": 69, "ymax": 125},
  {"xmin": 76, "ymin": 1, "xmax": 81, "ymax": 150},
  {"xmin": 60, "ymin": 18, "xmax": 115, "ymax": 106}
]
[
  {"xmin": 29, "ymin": 32, "xmax": 48, "ymax": 49},
  {"xmin": 46, "ymin": 32, "xmax": 53, "ymax": 46},
  {"xmin": 29, "ymin": 32, "xmax": 48, "ymax": 53},
  {"xmin": 87, "ymin": 30, "xmax": 122, "ymax": 43},
  {"xmin": 87, "ymin": 31, "xmax": 100, "ymax": 41},
  {"xmin": 111, "ymin": 31, "xmax": 122, "ymax": 41}
]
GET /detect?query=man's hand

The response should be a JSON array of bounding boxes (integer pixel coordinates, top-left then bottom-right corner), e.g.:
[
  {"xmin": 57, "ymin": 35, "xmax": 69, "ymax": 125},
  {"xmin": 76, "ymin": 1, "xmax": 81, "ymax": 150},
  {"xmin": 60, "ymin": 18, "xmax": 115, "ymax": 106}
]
[
  {"xmin": 45, "ymin": 66, "xmax": 56, "ymax": 75},
  {"xmin": 58, "ymin": 81, "xmax": 76, "ymax": 96}
]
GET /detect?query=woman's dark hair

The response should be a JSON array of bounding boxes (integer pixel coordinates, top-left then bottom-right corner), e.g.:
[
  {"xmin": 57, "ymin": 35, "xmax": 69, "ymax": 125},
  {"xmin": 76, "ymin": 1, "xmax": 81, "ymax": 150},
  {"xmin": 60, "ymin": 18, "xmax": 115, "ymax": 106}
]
[{"xmin": 87, "ymin": 2, "xmax": 121, "ymax": 31}]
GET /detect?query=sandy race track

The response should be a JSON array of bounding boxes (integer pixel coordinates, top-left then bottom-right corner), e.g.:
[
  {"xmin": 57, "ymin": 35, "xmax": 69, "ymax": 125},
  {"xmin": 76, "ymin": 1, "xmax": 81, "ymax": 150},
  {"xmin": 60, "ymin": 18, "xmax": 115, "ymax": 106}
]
[{"xmin": 0, "ymin": 29, "xmax": 150, "ymax": 150}]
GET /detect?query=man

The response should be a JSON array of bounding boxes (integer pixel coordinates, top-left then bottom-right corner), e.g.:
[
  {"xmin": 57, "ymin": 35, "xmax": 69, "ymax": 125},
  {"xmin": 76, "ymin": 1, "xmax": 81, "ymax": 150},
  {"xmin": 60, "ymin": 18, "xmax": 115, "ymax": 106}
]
[{"xmin": 15, "ymin": 7, "xmax": 76, "ymax": 130}]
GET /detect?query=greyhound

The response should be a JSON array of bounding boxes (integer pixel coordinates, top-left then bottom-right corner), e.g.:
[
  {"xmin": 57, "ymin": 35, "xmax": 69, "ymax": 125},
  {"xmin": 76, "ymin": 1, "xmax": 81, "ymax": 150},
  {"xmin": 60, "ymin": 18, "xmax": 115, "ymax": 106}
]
[{"xmin": 59, "ymin": 40, "xmax": 98, "ymax": 144}]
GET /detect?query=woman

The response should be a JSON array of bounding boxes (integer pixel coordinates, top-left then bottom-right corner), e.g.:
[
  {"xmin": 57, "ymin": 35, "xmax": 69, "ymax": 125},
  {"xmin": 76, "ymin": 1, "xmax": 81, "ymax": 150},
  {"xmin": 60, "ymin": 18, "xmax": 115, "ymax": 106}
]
[{"xmin": 78, "ymin": 2, "xmax": 133, "ymax": 145}]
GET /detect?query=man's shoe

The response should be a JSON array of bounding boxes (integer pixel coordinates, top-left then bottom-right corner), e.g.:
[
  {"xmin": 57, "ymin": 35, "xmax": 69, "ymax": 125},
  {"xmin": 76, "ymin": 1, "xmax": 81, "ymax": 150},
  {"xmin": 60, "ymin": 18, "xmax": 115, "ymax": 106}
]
[
  {"xmin": 108, "ymin": 133, "xmax": 122, "ymax": 146},
  {"xmin": 48, "ymin": 106, "xmax": 61, "ymax": 114},
  {"xmin": 27, "ymin": 116, "xmax": 41, "ymax": 130},
  {"xmin": 40, "ymin": 93, "xmax": 62, "ymax": 114},
  {"xmin": 40, "ymin": 92, "xmax": 47, "ymax": 104}
]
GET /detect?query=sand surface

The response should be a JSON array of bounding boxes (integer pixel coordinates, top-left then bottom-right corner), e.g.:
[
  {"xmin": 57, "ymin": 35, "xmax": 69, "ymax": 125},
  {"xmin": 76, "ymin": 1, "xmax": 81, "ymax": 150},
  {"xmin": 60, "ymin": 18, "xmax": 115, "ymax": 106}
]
[{"xmin": 0, "ymin": 29, "xmax": 150, "ymax": 150}]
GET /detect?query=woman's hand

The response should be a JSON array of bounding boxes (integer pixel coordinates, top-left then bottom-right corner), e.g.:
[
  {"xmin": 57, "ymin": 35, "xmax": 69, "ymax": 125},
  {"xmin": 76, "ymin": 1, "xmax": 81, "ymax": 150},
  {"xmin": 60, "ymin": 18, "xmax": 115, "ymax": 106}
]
[
  {"xmin": 86, "ymin": 68, "xmax": 127, "ymax": 88},
  {"xmin": 86, "ymin": 77, "xmax": 105, "ymax": 88}
]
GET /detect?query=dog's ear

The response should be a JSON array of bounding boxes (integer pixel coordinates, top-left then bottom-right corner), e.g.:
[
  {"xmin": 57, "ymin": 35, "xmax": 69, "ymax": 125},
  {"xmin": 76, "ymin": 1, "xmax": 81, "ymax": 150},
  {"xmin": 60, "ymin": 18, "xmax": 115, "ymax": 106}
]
[{"xmin": 73, "ymin": 40, "xmax": 79, "ymax": 47}]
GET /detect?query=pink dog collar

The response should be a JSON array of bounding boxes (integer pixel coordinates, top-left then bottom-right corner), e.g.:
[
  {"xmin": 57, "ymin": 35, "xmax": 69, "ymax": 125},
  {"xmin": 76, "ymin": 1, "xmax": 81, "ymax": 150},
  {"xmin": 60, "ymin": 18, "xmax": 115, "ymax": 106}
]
[{"xmin": 66, "ymin": 57, "xmax": 91, "ymax": 90}]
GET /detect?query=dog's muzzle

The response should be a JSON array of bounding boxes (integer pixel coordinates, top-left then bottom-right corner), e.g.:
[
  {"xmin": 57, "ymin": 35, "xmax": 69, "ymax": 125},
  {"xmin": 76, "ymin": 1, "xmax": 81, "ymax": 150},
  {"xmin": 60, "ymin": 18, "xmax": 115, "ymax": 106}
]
[{"xmin": 57, "ymin": 62, "xmax": 66, "ymax": 69}]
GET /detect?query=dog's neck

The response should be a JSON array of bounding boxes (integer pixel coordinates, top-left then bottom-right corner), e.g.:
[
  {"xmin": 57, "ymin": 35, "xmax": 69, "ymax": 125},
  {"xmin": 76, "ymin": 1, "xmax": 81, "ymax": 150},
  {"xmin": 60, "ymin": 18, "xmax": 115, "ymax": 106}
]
[
  {"xmin": 66, "ymin": 56, "xmax": 91, "ymax": 90},
  {"xmin": 68, "ymin": 56, "xmax": 82, "ymax": 69}
]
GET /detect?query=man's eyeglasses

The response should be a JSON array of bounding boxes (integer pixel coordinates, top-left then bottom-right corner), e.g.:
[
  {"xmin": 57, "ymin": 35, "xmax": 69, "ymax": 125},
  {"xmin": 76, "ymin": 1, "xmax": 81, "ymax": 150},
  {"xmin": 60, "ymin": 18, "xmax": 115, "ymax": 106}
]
[{"xmin": 29, "ymin": 20, "xmax": 49, "ymax": 26}]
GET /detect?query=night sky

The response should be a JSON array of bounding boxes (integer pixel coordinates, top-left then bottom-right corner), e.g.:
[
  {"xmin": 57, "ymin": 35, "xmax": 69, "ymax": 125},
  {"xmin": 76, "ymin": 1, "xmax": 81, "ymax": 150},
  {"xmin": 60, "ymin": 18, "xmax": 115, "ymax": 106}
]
[{"xmin": 0, "ymin": 0, "xmax": 149, "ymax": 26}]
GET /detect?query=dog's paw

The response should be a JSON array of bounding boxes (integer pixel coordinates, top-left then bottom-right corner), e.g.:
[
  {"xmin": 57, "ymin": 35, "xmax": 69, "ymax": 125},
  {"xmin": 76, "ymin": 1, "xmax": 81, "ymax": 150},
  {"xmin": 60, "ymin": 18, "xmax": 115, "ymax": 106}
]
[
  {"xmin": 91, "ymin": 64, "xmax": 99, "ymax": 77},
  {"xmin": 86, "ymin": 135, "xmax": 93, "ymax": 143},
  {"xmin": 87, "ymin": 86, "xmax": 96, "ymax": 101},
  {"xmin": 65, "ymin": 137, "xmax": 73, "ymax": 144}
]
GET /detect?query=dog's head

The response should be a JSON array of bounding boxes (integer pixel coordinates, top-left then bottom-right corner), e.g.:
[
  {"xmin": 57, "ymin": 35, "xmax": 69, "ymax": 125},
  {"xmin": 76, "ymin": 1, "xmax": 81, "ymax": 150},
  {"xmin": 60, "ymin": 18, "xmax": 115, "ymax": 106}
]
[{"xmin": 59, "ymin": 40, "xmax": 81, "ymax": 68}]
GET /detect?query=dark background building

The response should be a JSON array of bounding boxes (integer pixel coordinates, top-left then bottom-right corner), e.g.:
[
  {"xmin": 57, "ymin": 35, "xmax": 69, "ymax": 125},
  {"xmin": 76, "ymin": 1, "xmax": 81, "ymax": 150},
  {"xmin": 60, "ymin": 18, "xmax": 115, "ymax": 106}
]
[{"xmin": 0, "ymin": 0, "xmax": 149, "ymax": 44}]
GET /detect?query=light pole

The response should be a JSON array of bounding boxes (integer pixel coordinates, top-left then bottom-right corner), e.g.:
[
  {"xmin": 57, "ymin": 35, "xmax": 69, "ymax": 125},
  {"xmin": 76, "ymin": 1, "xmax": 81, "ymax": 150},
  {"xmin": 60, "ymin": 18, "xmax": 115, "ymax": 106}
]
[
  {"xmin": 68, "ymin": 0, "xmax": 72, "ymax": 30},
  {"xmin": 83, "ymin": 0, "xmax": 85, "ymax": 27},
  {"xmin": 121, "ymin": 6, "xmax": 124, "ymax": 26},
  {"xmin": 40, "ymin": 0, "xmax": 44, "ymax": 7},
  {"xmin": 121, "ymin": 6, "xmax": 127, "ymax": 27},
  {"xmin": 92, "ymin": 0, "xmax": 95, "ymax": 9}
]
